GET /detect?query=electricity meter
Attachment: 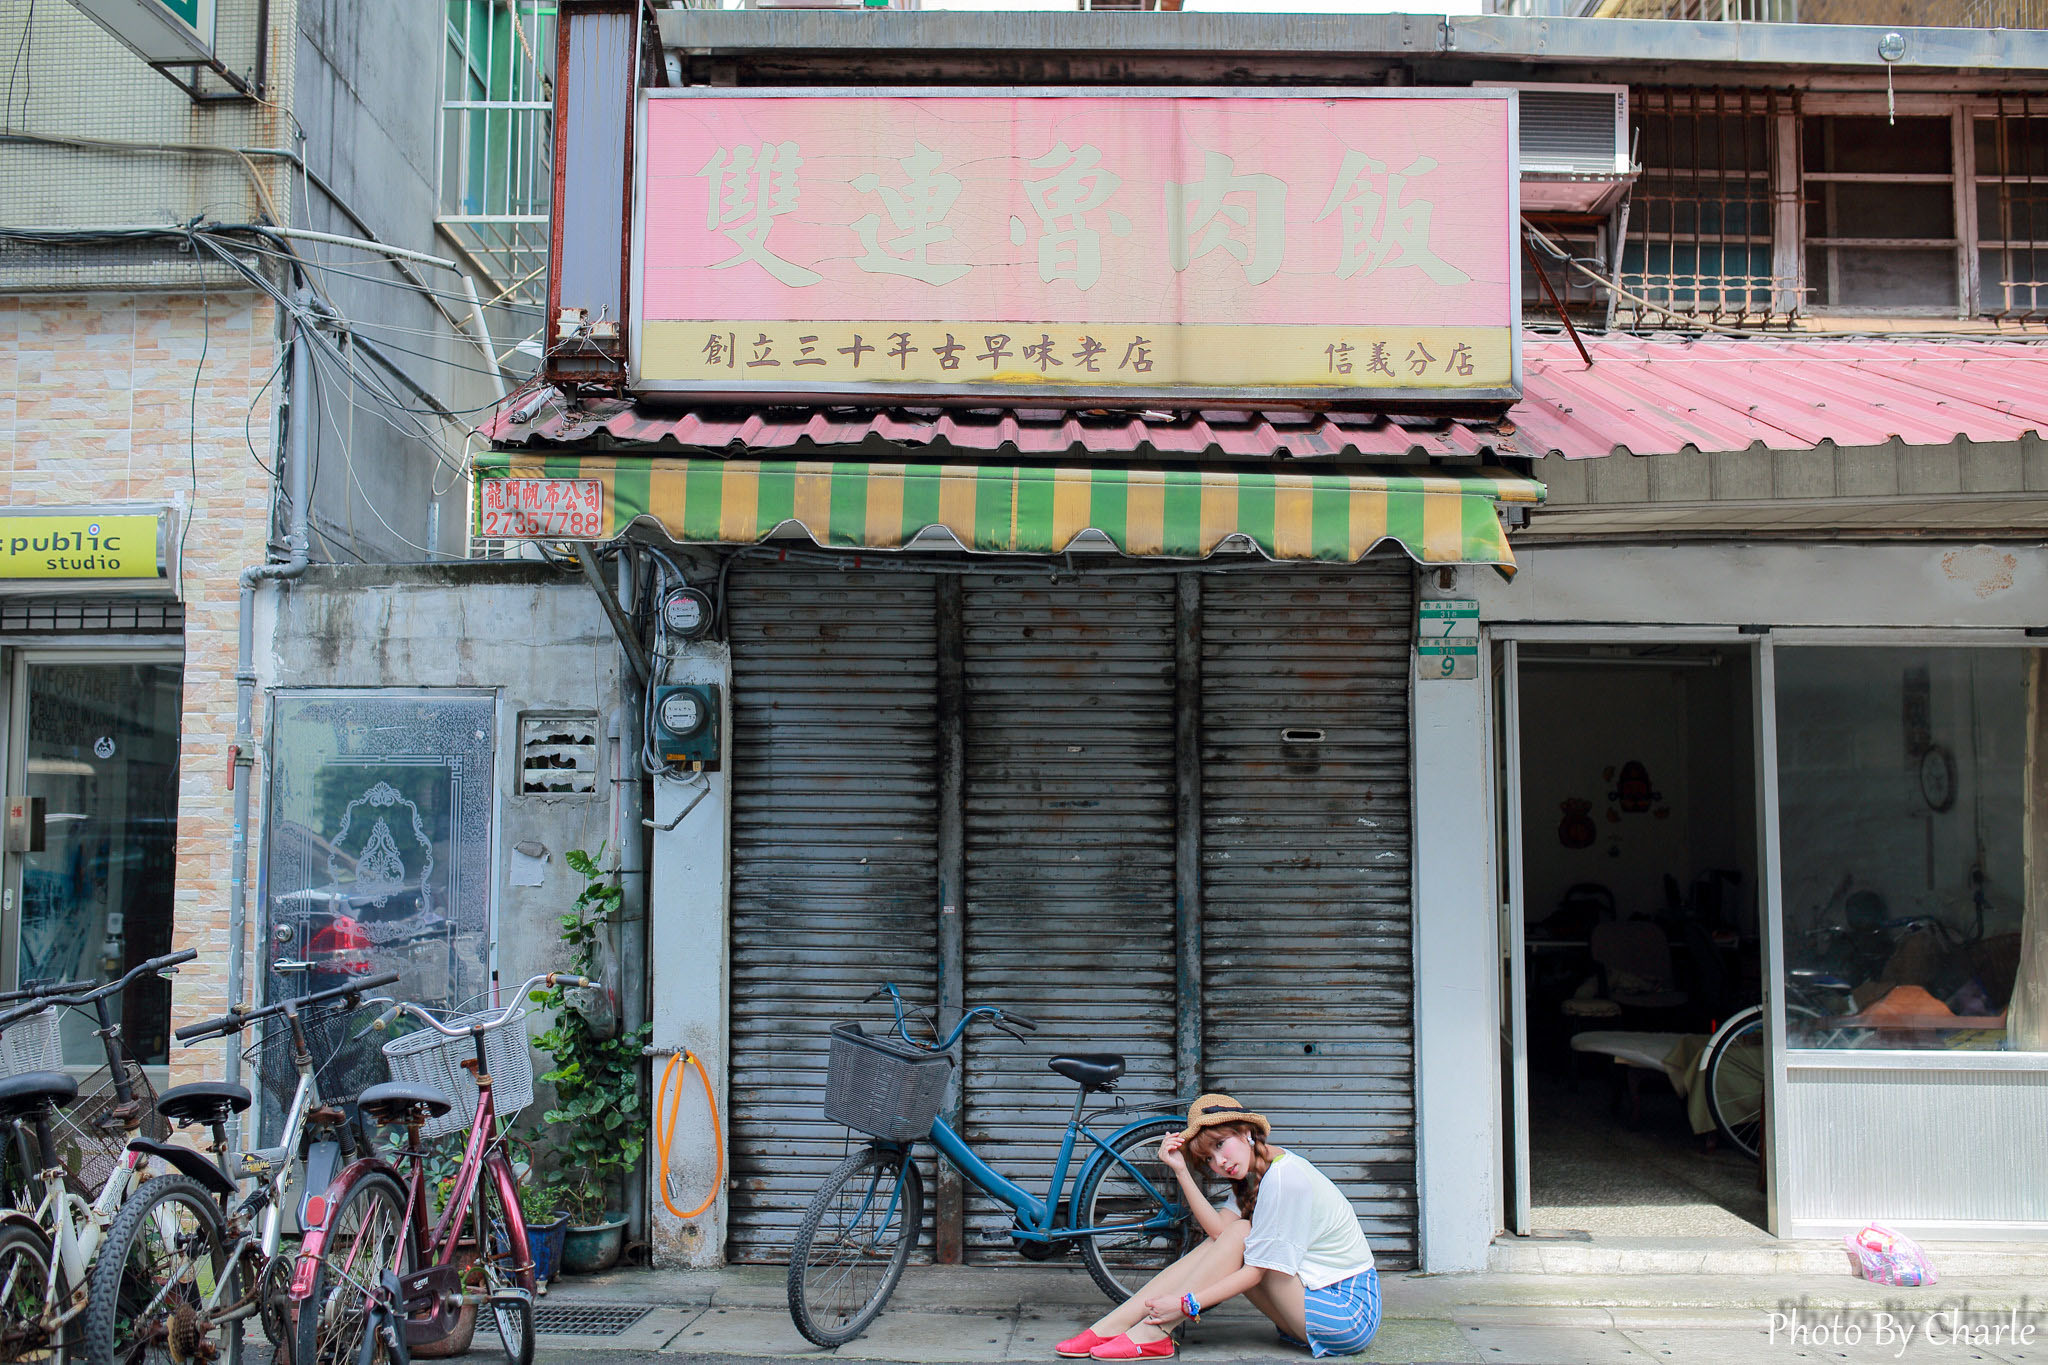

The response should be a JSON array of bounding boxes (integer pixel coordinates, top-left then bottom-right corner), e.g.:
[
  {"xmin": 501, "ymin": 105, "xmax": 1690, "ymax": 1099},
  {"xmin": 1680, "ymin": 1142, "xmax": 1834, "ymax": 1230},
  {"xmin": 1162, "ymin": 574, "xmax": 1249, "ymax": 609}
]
[
  {"xmin": 661, "ymin": 586, "xmax": 714, "ymax": 639},
  {"xmin": 652, "ymin": 684, "xmax": 721, "ymax": 769}
]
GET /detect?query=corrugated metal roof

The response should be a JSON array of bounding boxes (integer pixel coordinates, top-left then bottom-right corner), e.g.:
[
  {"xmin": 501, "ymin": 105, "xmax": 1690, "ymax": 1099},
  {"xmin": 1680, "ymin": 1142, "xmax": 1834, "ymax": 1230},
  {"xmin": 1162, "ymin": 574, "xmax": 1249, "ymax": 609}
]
[
  {"xmin": 484, "ymin": 334, "xmax": 2048, "ymax": 463},
  {"xmin": 1514, "ymin": 334, "xmax": 2048, "ymax": 459},
  {"xmin": 480, "ymin": 401, "xmax": 1507, "ymax": 462}
]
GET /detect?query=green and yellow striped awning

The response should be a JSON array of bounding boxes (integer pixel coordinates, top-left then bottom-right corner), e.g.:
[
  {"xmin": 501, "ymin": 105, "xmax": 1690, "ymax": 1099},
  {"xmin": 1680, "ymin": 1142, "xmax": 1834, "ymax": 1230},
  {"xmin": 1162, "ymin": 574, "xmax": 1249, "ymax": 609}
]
[{"xmin": 473, "ymin": 454, "xmax": 1544, "ymax": 569}]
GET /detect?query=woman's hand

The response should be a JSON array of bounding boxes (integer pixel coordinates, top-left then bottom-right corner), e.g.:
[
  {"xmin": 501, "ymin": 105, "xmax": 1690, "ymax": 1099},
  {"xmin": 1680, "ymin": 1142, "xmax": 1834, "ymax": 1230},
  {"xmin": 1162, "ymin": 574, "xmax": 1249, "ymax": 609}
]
[
  {"xmin": 1158, "ymin": 1133, "xmax": 1189, "ymax": 1175},
  {"xmin": 1140, "ymin": 1293, "xmax": 1185, "ymax": 1327}
]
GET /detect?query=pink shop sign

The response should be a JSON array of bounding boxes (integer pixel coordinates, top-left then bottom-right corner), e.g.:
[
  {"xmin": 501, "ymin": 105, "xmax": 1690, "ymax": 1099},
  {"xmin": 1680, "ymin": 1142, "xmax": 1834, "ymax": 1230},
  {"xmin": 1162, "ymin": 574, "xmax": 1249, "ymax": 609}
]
[{"xmin": 630, "ymin": 88, "xmax": 1520, "ymax": 406}]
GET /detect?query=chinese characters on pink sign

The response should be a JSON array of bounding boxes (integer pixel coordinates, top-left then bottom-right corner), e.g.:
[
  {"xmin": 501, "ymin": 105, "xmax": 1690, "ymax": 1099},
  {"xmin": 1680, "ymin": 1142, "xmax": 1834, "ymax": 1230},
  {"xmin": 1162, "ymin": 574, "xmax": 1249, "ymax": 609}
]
[{"xmin": 634, "ymin": 92, "xmax": 1518, "ymax": 402}]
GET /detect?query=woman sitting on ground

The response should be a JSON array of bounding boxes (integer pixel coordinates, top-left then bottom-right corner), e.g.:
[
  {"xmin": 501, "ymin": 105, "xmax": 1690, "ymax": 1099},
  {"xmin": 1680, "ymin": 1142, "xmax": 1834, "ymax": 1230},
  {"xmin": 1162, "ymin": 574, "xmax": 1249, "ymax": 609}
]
[{"xmin": 1057, "ymin": 1094, "xmax": 1381, "ymax": 1361}]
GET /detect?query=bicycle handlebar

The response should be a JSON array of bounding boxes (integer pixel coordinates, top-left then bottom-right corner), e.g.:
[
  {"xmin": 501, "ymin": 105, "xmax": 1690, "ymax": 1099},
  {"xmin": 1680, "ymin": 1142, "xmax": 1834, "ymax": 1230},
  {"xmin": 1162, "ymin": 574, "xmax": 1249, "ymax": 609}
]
[
  {"xmin": 0, "ymin": 978, "xmax": 97, "ymax": 1006},
  {"xmin": 173, "ymin": 968, "xmax": 403, "ymax": 1043},
  {"xmin": 0, "ymin": 950, "xmax": 199, "ymax": 1033},
  {"xmin": 867, "ymin": 982, "xmax": 1035, "ymax": 1051},
  {"xmin": 373, "ymin": 973, "xmax": 590, "ymax": 1039}
]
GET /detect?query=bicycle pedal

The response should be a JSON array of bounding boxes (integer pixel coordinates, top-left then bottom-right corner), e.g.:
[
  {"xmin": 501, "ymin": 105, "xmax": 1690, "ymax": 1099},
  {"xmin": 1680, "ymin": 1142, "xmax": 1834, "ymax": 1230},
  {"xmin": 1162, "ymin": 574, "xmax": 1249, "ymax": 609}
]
[{"xmin": 488, "ymin": 1288, "xmax": 533, "ymax": 1309}]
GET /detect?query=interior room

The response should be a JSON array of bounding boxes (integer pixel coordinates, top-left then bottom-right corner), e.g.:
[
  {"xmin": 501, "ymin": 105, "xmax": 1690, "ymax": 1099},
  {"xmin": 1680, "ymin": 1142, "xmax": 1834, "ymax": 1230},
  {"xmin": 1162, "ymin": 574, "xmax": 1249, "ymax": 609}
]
[{"xmin": 1513, "ymin": 644, "xmax": 1767, "ymax": 1237}]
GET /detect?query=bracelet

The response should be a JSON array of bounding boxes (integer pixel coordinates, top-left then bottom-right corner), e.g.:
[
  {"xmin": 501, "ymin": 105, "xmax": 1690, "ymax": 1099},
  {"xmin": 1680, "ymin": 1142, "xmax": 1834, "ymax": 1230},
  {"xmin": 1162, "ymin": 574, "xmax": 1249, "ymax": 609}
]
[{"xmin": 1181, "ymin": 1293, "xmax": 1201, "ymax": 1321}]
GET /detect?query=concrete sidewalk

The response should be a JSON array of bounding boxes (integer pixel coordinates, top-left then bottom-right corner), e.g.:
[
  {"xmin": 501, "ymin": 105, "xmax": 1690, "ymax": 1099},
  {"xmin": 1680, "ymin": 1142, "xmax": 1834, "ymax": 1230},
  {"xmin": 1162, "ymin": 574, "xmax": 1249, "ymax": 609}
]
[{"xmin": 531, "ymin": 1262, "xmax": 2048, "ymax": 1365}]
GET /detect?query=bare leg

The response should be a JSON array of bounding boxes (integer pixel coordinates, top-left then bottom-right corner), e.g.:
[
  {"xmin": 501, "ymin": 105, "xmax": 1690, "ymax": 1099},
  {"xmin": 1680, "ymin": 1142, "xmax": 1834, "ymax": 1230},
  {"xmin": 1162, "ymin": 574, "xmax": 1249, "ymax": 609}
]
[
  {"xmin": 1088, "ymin": 1221, "xmax": 1250, "ymax": 1339},
  {"xmin": 1245, "ymin": 1269, "xmax": 1308, "ymax": 1342}
]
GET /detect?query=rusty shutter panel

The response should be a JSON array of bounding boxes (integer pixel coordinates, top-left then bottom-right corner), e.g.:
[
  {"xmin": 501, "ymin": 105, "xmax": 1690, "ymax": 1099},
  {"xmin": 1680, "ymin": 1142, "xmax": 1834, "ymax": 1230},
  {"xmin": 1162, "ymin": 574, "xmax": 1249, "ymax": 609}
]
[
  {"xmin": 958, "ymin": 572, "xmax": 1180, "ymax": 1260},
  {"xmin": 1199, "ymin": 564, "xmax": 1419, "ymax": 1268},
  {"xmin": 725, "ymin": 569, "xmax": 941, "ymax": 1262}
]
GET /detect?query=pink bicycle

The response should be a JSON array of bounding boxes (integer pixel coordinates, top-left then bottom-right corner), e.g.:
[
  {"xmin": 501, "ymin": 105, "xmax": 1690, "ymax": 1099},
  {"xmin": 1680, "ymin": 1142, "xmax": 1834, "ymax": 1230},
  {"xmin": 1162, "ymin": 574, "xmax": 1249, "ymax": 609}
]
[{"xmin": 289, "ymin": 971, "xmax": 587, "ymax": 1365}]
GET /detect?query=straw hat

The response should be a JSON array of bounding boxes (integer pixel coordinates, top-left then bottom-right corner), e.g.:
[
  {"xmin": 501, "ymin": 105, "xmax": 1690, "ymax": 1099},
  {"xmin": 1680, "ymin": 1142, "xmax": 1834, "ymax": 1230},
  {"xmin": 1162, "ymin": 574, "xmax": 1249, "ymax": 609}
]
[{"xmin": 1177, "ymin": 1092, "xmax": 1271, "ymax": 1143}]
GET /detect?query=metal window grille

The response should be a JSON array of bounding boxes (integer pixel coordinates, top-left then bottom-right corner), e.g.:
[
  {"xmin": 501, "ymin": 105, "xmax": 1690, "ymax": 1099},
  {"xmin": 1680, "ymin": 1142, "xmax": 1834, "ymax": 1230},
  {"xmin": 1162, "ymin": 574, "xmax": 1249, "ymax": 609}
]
[
  {"xmin": 533, "ymin": 1305, "xmax": 652, "ymax": 1337},
  {"xmin": 1618, "ymin": 88, "xmax": 1799, "ymax": 329},
  {"xmin": 437, "ymin": 0, "xmax": 555, "ymax": 314},
  {"xmin": 0, "ymin": 598, "xmax": 184, "ymax": 635},
  {"xmin": 1977, "ymin": 97, "xmax": 2048, "ymax": 321}
]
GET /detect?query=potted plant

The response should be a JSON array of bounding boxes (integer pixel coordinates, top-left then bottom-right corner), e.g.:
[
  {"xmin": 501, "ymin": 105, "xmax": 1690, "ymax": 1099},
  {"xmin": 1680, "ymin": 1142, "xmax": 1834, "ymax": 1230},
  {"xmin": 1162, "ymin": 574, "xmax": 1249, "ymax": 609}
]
[
  {"xmin": 530, "ymin": 848, "xmax": 651, "ymax": 1275},
  {"xmin": 519, "ymin": 1172, "xmax": 574, "ymax": 1291}
]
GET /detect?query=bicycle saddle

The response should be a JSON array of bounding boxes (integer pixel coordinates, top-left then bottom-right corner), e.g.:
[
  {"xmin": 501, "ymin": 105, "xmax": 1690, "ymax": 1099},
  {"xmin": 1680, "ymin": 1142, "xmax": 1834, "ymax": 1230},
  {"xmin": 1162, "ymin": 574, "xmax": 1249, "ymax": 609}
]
[
  {"xmin": 357, "ymin": 1082, "xmax": 454, "ymax": 1124},
  {"xmin": 0, "ymin": 1071, "xmax": 77, "ymax": 1118},
  {"xmin": 158, "ymin": 1081, "xmax": 253, "ymax": 1126},
  {"xmin": 1048, "ymin": 1054, "xmax": 1125, "ymax": 1091}
]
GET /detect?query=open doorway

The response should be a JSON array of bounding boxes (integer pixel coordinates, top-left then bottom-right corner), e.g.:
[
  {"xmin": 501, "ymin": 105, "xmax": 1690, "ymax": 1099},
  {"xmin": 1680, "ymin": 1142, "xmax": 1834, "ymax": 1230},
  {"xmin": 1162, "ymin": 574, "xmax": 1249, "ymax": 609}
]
[{"xmin": 1509, "ymin": 643, "xmax": 1766, "ymax": 1237}]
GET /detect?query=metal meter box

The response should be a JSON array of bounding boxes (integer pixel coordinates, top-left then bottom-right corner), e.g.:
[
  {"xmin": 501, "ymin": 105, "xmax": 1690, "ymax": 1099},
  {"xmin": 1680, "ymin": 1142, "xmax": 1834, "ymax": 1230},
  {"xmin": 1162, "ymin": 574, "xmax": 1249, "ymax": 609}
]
[{"xmin": 653, "ymin": 684, "xmax": 722, "ymax": 769}]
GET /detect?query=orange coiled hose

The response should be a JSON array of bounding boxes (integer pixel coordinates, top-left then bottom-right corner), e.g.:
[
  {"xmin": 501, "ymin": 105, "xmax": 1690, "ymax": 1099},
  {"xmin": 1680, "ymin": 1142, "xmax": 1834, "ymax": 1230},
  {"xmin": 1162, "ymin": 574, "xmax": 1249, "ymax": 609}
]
[{"xmin": 655, "ymin": 1049, "xmax": 723, "ymax": 1220}]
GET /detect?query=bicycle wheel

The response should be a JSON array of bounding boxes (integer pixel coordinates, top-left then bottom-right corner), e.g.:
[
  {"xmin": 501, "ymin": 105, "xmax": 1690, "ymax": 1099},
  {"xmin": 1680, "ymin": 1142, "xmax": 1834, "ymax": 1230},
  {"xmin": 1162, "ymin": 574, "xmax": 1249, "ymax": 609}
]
[
  {"xmin": 85, "ymin": 1173, "xmax": 241, "ymax": 1365},
  {"xmin": 294, "ymin": 1171, "xmax": 414, "ymax": 1365},
  {"xmin": 1705, "ymin": 1013, "xmax": 1767, "ymax": 1159},
  {"xmin": 472, "ymin": 1159, "xmax": 535, "ymax": 1365},
  {"xmin": 786, "ymin": 1146, "xmax": 921, "ymax": 1347},
  {"xmin": 1075, "ymin": 1118, "xmax": 1198, "ymax": 1302},
  {"xmin": 0, "ymin": 1222, "xmax": 58, "ymax": 1362}
]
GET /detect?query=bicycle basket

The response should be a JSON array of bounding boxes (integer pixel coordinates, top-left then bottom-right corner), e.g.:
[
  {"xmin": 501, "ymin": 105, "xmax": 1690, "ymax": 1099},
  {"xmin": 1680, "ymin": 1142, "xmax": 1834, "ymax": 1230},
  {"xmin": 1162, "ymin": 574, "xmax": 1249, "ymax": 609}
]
[
  {"xmin": 242, "ymin": 999, "xmax": 389, "ymax": 1119},
  {"xmin": 0, "ymin": 1009, "xmax": 61, "ymax": 1080},
  {"xmin": 50, "ymin": 1059, "xmax": 164, "ymax": 1197},
  {"xmin": 381, "ymin": 1008, "xmax": 534, "ymax": 1141},
  {"xmin": 823, "ymin": 1022, "xmax": 951, "ymax": 1144}
]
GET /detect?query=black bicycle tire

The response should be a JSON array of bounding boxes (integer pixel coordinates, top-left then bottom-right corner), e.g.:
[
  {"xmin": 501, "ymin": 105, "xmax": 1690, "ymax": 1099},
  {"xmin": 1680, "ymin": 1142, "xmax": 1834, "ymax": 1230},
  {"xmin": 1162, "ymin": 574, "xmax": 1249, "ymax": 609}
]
[
  {"xmin": 293, "ymin": 1171, "xmax": 415, "ymax": 1365},
  {"xmin": 0, "ymin": 1221, "xmax": 60, "ymax": 1363},
  {"xmin": 785, "ymin": 1146, "xmax": 922, "ymax": 1348},
  {"xmin": 1704, "ymin": 1012, "xmax": 1766, "ymax": 1159},
  {"xmin": 1075, "ymin": 1117, "xmax": 1198, "ymax": 1303},
  {"xmin": 471, "ymin": 1160, "xmax": 535, "ymax": 1365},
  {"xmin": 85, "ymin": 1172, "xmax": 241, "ymax": 1365}
]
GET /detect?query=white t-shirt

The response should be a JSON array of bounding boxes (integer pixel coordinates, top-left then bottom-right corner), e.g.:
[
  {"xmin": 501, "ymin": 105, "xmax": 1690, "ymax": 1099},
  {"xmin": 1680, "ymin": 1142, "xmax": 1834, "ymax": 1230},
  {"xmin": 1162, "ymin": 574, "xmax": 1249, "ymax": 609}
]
[{"xmin": 1220, "ymin": 1151, "xmax": 1375, "ymax": 1291}]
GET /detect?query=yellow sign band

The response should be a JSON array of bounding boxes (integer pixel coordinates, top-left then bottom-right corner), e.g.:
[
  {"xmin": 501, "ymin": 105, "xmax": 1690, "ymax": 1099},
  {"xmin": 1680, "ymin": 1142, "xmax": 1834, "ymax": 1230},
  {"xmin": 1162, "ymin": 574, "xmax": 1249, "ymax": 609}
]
[
  {"xmin": 646, "ymin": 322, "xmax": 1512, "ymax": 391},
  {"xmin": 0, "ymin": 515, "xmax": 161, "ymax": 581}
]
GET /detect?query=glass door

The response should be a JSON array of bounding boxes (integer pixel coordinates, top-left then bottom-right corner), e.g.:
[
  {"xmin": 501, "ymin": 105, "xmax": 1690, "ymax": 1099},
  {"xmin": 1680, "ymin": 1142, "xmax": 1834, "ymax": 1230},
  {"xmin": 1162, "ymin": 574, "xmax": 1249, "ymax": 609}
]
[{"xmin": 9, "ymin": 654, "xmax": 183, "ymax": 1067}]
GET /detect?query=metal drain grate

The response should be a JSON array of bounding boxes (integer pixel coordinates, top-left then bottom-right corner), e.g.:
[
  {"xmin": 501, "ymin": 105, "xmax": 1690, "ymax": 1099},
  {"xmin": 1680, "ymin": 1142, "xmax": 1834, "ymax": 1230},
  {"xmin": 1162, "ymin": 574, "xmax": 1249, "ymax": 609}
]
[{"xmin": 535, "ymin": 1304, "xmax": 654, "ymax": 1337}]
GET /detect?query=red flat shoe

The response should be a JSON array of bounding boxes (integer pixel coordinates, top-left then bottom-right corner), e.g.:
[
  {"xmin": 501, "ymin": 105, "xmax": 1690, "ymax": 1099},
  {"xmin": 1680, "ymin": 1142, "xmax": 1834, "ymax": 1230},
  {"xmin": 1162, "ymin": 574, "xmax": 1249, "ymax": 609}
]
[
  {"xmin": 1055, "ymin": 1329, "xmax": 1111, "ymax": 1358},
  {"xmin": 1089, "ymin": 1335, "xmax": 1176, "ymax": 1360}
]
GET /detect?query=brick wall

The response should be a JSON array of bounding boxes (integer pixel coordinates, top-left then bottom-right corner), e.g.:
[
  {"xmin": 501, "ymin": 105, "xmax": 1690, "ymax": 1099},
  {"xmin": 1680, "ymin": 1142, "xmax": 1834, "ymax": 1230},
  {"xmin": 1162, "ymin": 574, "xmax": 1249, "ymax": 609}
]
[{"xmin": 0, "ymin": 291, "xmax": 280, "ymax": 1088}]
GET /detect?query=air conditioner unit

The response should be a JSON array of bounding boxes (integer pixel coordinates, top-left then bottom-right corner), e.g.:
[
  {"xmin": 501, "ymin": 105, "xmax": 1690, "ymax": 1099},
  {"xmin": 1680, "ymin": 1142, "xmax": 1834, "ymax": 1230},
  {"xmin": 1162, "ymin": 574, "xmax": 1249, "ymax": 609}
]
[{"xmin": 1477, "ymin": 82, "xmax": 1637, "ymax": 216}]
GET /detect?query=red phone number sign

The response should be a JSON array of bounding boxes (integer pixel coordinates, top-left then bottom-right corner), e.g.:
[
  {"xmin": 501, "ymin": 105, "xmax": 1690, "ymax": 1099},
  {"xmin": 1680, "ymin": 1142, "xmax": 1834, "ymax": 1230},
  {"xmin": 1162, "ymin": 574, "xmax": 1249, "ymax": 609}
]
[{"xmin": 479, "ymin": 478, "xmax": 605, "ymax": 539}]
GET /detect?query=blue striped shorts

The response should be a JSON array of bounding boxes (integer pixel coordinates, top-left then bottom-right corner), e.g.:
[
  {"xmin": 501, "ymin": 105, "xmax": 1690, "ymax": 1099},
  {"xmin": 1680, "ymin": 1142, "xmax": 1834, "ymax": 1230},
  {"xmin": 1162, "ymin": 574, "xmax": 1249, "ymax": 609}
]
[{"xmin": 1283, "ymin": 1266, "xmax": 1382, "ymax": 1357}]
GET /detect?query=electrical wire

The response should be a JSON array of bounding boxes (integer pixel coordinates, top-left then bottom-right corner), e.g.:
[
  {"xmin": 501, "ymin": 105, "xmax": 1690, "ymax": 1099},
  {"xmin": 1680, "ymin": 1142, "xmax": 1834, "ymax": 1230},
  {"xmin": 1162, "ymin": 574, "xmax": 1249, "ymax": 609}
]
[
  {"xmin": 306, "ymin": 327, "xmax": 440, "ymax": 558},
  {"xmin": 244, "ymin": 349, "xmax": 286, "ymax": 480},
  {"xmin": 4, "ymin": 0, "xmax": 36, "ymax": 134},
  {"xmin": 182, "ymin": 284, "xmax": 210, "ymax": 598},
  {"xmin": 196, "ymin": 232, "xmax": 479, "ymax": 480}
]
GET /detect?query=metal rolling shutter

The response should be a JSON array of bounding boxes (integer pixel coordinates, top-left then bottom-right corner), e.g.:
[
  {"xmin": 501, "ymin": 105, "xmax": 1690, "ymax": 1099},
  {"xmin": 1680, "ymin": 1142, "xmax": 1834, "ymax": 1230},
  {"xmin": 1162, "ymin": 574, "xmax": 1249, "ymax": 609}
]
[
  {"xmin": 959, "ymin": 572, "xmax": 1180, "ymax": 1259},
  {"xmin": 725, "ymin": 569, "xmax": 942, "ymax": 1262},
  {"xmin": 1198, "ymin": 564, "xmax": 1419, "ymax": 1267}
]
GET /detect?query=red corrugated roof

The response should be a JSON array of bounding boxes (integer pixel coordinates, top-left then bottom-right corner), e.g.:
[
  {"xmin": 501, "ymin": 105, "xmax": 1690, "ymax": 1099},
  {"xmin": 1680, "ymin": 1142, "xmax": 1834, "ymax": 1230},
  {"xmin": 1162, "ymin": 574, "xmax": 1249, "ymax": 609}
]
[
  {"xmin": 482, "ymin": 334, "xmax": 2048, "ymax": 461},
  {"xmin": 479, "ymin": 401, "xmax": 1506, "ymax": 461},
  {"xmin": 1514, "ymin": 333, "xmax": 2048, "ymax": 458}
]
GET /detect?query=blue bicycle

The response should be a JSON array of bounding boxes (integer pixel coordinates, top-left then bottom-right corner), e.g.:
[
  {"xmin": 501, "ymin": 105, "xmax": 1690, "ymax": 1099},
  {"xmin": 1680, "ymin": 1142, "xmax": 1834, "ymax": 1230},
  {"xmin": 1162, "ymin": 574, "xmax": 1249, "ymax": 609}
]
[{"xmin": 786, "ymin": 984, "xmax": 1197, "ymax": 1346}]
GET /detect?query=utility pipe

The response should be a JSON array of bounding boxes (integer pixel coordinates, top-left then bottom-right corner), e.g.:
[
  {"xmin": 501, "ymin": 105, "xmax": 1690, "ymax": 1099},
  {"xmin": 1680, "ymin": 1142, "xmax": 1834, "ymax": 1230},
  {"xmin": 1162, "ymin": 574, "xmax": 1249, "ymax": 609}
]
[
  {"xmin": 225, "ymin": 297, "xmax": 316, "ymax": 1126},
  {"xmin": 615, "ymin": 553, "xmax": 650, "ymax": 1249}
]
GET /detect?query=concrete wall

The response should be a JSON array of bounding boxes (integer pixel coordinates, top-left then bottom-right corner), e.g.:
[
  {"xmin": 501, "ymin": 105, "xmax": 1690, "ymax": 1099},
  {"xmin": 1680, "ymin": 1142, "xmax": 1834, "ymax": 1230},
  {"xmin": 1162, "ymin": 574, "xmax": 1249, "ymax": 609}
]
[
  {"xmin": 646, "ymin": 642, "xmax": 733, "ymax": 1269},
  {"xmin": 258, "ymin": 562, "xmax": 626, "ymax": 1100},
  {"xmin": 1412, "ymin": 578, "xmax": 1502, "ymax": 1273}
]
